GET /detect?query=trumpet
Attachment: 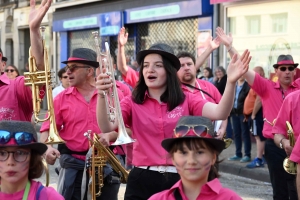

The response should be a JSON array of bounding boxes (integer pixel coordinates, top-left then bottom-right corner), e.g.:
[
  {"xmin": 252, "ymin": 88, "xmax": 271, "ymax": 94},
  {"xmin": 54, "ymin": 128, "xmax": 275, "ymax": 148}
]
[
  {"xmin": 283, "ymin": 121, "xmax": 297, "ymax": 174},
  {"xmin": 222, "ymin": 133, "xmax": 232, "ymax": 149},
  {"xmin": 93, "ymin": 31, "xmax": 134, "ymax": 145},
  {"xmin": 24, "ymin": 26, "xmax": 64, "ymax": 145}
]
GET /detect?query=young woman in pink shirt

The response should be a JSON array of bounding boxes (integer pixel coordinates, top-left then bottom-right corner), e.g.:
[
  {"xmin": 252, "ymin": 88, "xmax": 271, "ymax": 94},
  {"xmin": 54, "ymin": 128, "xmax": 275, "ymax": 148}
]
[
  {"xmin": 0, "ymin": 120, "xmax": 64, "ymax": 200},
  {"xmin": 149, "ymin": 116, "xmax": 241, "ymax": 200},
  {"xmin": 96, "ymin": 43, "xmax": 251, "ymax": 199}
]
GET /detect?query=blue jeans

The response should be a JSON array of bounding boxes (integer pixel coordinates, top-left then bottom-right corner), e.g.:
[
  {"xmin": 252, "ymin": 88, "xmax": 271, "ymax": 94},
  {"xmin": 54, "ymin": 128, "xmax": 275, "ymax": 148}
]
[
  {"xmin": 231, "ymin": 114, "xmax": 251, "ymax": 157},
  {"xmin": 226, "ymin": 116, "xmax": 233, "ymax": 139}
]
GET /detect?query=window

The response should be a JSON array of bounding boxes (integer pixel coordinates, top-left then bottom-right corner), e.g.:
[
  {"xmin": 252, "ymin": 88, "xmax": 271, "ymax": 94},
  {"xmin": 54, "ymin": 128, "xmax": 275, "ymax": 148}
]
[
  {"xmin": 246, "ymin": 16, "xmax": 260, "ymax": 35},
  {"xmin": 272, "ymin": 13, "xmax": 287, "ymax": 33},
  {"xmin": 229, "ymin": 17, "xmax": 236, "ymax": 35}
]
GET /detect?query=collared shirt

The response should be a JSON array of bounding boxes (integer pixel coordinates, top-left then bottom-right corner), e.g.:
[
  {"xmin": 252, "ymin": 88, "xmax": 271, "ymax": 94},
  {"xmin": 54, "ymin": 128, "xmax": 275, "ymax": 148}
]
[
  {"xmin": 121, "ymin": 91, "xmax": 207, "ymax": 166},
  {"xmin": 40, "ymin": 86, "xmax": 126, "ymax": 160},
  {"xmin": 52, "ymin": 84, "xmax": 65, "ymax": 99},
  {"xmin": 251, "ymin": 73, "xmax": 300, "ymax": 139},
  {"xmin": 181, "ymin": 79, "xmax": 222, "ymax": 104},
  {"xmin": 0, "ymin": 74, "xmax": 32, "ymax": 121},
  {"xmin": 122, "ymin": 67, "xmax": 139, "ymax": 88},
  {"xmin": 291, "ymin": 135, "xmax": 300, "ymax": 163},
  {"xmin": 148, "ymin": 178, "xmax": 242, "ymax": 200}
]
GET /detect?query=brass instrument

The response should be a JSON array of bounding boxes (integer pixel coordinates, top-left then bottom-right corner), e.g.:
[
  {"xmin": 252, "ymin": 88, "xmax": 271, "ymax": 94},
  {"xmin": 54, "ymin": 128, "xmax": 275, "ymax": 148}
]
[
  {"xmin": 92, "ymin": 31, "xmax": 134, "ymax": 145},
  {"xmin": 24, "ymin": 26, "xmax": 65, "ymax": 145},
  {"xmin": 223, "ymin": 133, "xmax": 232, "ymax": 149},
  {"xmin": 283, "ymin": 121, "xmax": 297, "ymax": 174},
  {"xmin": 84, "ymin": 130, "xmax": 129, "ymax": 199}
]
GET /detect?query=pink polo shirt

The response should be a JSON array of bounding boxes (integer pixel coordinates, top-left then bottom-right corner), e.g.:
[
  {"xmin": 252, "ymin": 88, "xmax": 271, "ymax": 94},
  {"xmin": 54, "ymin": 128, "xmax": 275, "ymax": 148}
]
[
  {"xmin": 251, "ymin": 73, "xmax": 300, "ymax": 139},
  {"xmin": 181, "ymin": 79, "xmax": 222, "ymax": 103},
  {"xmin": 272, "ymin": 90, "xmax": 300, "ymax": 140},
  {"xmin": 121, "ymin": 91, "xmax": 207, "ymax": 166},
  {"xmin": 0, "ymin": 74, "xmax": 33, "ymax": 121},
  {"xmin": 291, "ymin": 135, "xmax": 300, "ymax": 163},
  {"xmin": 122, "ymin": 67, "xmax": 139, "ymax": 88},
  {"xmin": 148, "ymin": 178, "xmax": 242, "ymax": 200}
]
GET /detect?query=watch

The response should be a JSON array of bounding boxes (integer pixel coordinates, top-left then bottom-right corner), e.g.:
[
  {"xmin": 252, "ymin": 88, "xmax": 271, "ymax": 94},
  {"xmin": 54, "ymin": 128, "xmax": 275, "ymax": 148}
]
[{"xmin": 279, "ymin": 138, "xmax": 285, "ymax": 149}]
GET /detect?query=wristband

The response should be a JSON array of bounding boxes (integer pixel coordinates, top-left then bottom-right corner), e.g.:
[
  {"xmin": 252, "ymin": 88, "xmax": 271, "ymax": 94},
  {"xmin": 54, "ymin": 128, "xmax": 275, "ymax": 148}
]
[{"xmin": 227, "ymin": 45, "xmax": 233, "ymax": 52}]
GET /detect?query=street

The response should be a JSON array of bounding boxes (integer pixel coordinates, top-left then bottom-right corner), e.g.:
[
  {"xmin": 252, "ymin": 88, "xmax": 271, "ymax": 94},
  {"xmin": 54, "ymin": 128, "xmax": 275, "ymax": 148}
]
[{"xmin": 37, "ymin": 162, "xmax": 273, "ymax": 200}]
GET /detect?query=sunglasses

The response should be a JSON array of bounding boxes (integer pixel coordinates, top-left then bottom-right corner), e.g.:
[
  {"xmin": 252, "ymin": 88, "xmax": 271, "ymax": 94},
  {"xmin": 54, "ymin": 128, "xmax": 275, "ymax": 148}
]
[
  {"xmin": 65, "ymin": 65, "xmax": 90, "ymax": 72},
  {"xmin": 174, "ymin": 125, "xmax": 209, "ymax": 138},
  {"xmin": 0, "ymin": 130, "xmax": 35, "ymax": 145},
  {"xmin": 0, "ymin": 150, "xmax": 30, "ymax": 162},
  {"xmin": 5, "ymin": 69, "xmax": 15, "ymax": 73},
  {"xmin": 278, "ymin": 66, "xmax": 295, "ymax": 72},
  {"xmin": 62, "ymin": 76, "xmax": 68, "ymax": 79}
]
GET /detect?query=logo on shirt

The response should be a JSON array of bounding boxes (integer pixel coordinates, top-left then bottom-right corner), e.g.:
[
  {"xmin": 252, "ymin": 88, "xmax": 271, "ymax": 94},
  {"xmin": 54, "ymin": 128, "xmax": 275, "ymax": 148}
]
[
  {"xmin": 0, "ymin": 107, "xmax": 15, "ymax": 120},
  {"xmin": 167, "ymin": 106, "xmax": 184, "ymax": 119}
]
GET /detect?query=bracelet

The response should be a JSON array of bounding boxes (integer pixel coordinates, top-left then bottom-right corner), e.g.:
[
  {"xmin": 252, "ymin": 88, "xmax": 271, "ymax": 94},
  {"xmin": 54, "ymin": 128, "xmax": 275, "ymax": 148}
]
[{"xmin": 227, "ymin": 45, "xmax": 233, "ymax": 52}]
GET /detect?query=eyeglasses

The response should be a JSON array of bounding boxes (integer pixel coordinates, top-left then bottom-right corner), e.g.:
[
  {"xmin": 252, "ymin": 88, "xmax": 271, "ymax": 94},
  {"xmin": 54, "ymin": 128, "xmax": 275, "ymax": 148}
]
[
  {"xmin": 0, "ymin": 150, "xmax": 30, "ymax": 162},
  {"xmin": 62, "ymin": 76, "xmax": 68, "ymax": 79},
  {"xmin": 174, "ymin": 125, "xmax": 209, "ymax": 138},
  {"xmin": 278, "ymin": 66, "xmax": 295, "ymax": 72},
  {"xmin": 5, "ymin": 69, "xmax": 15, "ymax": 73},
  {"xmin": 0, "ymin": 130, "xmax": 35, "ymax": 145},
  {"xmin": 65, "ymin": 65, "xmax": 90, "ymax": 72}
]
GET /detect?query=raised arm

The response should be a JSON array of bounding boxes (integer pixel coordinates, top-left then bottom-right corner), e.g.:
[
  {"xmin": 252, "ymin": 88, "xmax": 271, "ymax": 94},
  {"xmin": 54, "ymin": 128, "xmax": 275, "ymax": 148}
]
[
  {"xmin": 202, "ymin": 50, "xmax": 251, "ymax": 120},
  {"xmin": 117, "ymin": 27, "xmax": 129, "ymax": 76},
  {"xmin": 29, "ymin": 0, "xmax": 52, "ymax": 70},
  {"xmin": 216, "ymin": 27, "xmax": 256, "ymax": 85},
  {"xmin": 195, "ymin": 36, "xmax": 220, "ymax": 70}
]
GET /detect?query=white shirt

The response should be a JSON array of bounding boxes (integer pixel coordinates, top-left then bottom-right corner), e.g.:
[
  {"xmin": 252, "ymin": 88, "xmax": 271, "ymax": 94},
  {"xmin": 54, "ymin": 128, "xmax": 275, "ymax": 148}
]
[{"xmin": 52, "ymin": 84, "xmax": 65, "ymax": 99}]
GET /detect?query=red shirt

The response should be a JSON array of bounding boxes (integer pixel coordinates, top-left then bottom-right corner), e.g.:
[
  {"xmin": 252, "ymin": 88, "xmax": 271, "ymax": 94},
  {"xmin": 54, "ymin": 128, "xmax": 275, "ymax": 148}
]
[
  {"xmin": 148, "ymin": 178, "xmax": 242, "ymax": 200},
  {"xmin": 251, "ymin": 73, "xmax": 300, "ymax": 139},
  {"xmin": 121, "ymin": 91, "xmax": 207, "ymax": 166},
  {"xmin": 0, "ymin": 74, "xmax": 33, "ymax": 121},
  {"xmin": 181, "ymin": 79, "xmax": 222, "ymax": 103}
]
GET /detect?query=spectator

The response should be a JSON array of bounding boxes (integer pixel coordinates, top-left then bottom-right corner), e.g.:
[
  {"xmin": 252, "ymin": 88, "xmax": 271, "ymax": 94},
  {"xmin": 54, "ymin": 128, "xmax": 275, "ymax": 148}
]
[
  {"xmin": 214, "ymin": 66, "xmax": 227, "ymax": 95},
  {"xmin": 4, "ymin": 65, "xmax": 20, "ymax": 80},
  {"xmin": 201, "ymin": 67, "xmax": 214, "ymax": 83},
  {"xmin": 52, "ymin": 67, "xmax": 69, "ymax": 98},
  {"xmin": 1, "ymin": 56, "xmax": 7, "ymax": 74}
]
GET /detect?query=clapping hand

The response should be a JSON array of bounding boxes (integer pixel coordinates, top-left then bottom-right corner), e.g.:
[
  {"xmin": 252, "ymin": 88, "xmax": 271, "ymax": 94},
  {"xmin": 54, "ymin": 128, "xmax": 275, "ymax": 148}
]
[
  {"xmin": 118, "ymin": 27, "xmax": 128, "ymax": 47},
  {"xmin": 216, "ymin": 27, "xmax": 233, "ymax": 48},
  {"xmin": 227, "ymin": 50, "xmax": 251, "ymax": 84},
  {"xmin": 29, "ymin": 0, "xmax": 52, "ymax": 30}
]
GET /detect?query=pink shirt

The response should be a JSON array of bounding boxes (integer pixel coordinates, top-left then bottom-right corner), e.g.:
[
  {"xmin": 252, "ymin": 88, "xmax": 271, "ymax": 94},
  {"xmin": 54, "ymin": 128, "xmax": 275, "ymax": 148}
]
[
  {"xmin": 181, "ymin": 79, "xmax": 222, "ymax": 103},
  {"xmin": 148, "ymin": 178, "xmax": 242, "ymax": 200},
  {"xmin": 291, "ymin": 135, "xmax": 300, "ymax": 163},
  {"xmin": 251, "ymin": 73, "xmax": 300, "ymax": 139},
  {"xmin": 0, "ymin": 180, "xmax": 64, "ymax": 200},
  {"xmin": 0, "ymin": 74, "xmax": 33, "ymax": 121},
  {"xmin": 272, "ymin": 90, "xmax": 300, "ymax": 140},
  {"xmin": 122, "ymin": 67, "xmax": 139, "ymax": 88},
  {"xmin": 121, "ymin": 91, "xmax": 207, "ymax": 166}
]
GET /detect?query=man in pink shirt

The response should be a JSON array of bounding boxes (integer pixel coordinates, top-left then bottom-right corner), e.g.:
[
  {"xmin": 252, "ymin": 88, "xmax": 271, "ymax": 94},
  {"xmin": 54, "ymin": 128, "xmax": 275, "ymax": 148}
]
[
  {"xmin": 216, "ymin": 27, "xmax": 299, "ymax": 200},
  {"xmin": 41, "ymin": 48, "xmax": 124, "ymax": 200},
  {"xmin": 0, "ymin": 0, "xmax": 48, "ymax": 122}
]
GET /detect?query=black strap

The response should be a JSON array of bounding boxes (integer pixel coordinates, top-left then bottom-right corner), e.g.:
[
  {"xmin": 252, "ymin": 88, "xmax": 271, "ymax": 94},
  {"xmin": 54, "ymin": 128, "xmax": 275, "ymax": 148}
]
[
  {"xmin": 182, "ymin": 82, "xmax": 216, "ymax": 102},
  {"xmin": 58, "ymin": 143, "xmax": 88, "ymax": 155},
  {"xmin": 173, "ymin": 188, "xmax": 183, "ymax": 200},
  {"xmin": 35, "ymin": 184, "xmax": 44, "ymax": 200}
]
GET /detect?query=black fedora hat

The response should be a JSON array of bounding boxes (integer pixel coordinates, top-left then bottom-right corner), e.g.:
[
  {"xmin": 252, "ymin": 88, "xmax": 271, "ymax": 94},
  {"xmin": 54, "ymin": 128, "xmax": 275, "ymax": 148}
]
[
  {"xmin": 2, "ymin": 57, "xmax": 7, "ymax": 62},
  {"xmin": 161, "ymin": 116, "xmax": 225, "ymax": 154},
  {"xmin": 136, "ymin": 43, "xmax": 181, "ymax": 71},
  {"xmin": 0, "ymin": 120, "xmax": 47, "ymax": 155},
  {"xmin": 273, "ymin": 55, "xmax": 298, "ymax": 68},
  {"xmin": 62, "ymin": 48, "xmax": 99, "ymax": 68}
]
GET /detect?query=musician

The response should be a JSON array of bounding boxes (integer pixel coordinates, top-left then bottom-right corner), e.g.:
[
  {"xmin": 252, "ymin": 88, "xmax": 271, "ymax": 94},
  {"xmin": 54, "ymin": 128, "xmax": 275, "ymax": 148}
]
[
  {"xmin": 216, "ymin": 27, "xmax": 299, "ymax": 200},
  {"xmin": 0, "ymin": 0, "xmax": 48, "ymax": 122},
  {"xmin": 40, "ymin": 48, "xmax": 124, "ymax": 200},
  {"xmin": 96, "ymin": 43, "xmax": 250, "ymax": 199}
]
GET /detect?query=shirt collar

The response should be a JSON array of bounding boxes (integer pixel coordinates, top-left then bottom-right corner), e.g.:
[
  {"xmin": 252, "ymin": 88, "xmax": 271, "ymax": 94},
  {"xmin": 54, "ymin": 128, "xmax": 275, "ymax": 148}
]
[
  {"xmin": 0, "ymin": 73, "xmax": 10, "ymax": 85},
  {"xmin": 274, "ymin": 80, "xmax": 298, "ymax": 89}
]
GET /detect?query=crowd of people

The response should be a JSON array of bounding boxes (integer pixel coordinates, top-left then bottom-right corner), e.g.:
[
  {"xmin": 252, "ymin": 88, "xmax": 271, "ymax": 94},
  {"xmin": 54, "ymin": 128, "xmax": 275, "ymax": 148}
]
[{"xmin": 1, "ymin": 0, "xmax": 300, "ymax": 200}]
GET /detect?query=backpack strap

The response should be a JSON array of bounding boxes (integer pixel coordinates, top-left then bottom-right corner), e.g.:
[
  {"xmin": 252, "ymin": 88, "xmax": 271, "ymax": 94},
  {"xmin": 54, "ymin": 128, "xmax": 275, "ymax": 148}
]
[
  {"xmin": 35, "ymin": 184, "xmax": 45, "ymax": 200},
  {"xmin": 173, "ymin": 188, "xmax": 183, "ymax": 200}
]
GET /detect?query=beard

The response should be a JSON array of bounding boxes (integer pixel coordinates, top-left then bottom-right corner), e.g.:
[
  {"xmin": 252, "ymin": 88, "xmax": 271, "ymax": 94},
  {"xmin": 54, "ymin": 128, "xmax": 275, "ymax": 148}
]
[{"xmin": 181, "ymin": 73, "xmax": 195, "ymax": 84}]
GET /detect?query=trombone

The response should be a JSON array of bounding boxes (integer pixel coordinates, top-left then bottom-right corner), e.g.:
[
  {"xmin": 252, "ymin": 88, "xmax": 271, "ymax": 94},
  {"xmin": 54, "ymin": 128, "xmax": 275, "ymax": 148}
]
[{"xmin": 93, "ymin": 31, "xmax": 135, "ymax": 145}]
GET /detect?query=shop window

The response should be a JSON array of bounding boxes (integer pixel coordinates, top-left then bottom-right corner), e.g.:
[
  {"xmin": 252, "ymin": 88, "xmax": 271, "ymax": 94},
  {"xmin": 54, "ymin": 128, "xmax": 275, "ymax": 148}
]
[
  {"xmin": 246, "ymin": 15, "xmax": 260, "ymax": 35},
  {"xmin": 229, "ymin": 17, "xmax": 236, "ymax": 35},
  {"xmin": 271, "ymin": 13, "xmax": 287, "ymax": 33}
]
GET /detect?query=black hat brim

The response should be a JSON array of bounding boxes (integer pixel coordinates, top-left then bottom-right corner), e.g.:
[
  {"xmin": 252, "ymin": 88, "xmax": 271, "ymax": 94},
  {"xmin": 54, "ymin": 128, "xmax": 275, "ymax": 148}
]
[
  {"xmin": 62, "ymin": 60, "xmax": 99, "ymax": 68},
  {"xmin": 273, "ymin": 63, "xmax": 299, "ymax": 68},
  {"xmin": 161, "ymin": 137, "xmax": 226, "ymax": 154},
  {"xmin": 2, "ymin": 57, "xmax": 7, "ymax": 62},
  {"xmin": 1, "ymin": 143, "xmax": 47, "ymax": 155},
  {"xmin": 136, "ymin": 49, "xmax": 181, "ymax": 71}
]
